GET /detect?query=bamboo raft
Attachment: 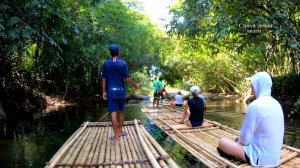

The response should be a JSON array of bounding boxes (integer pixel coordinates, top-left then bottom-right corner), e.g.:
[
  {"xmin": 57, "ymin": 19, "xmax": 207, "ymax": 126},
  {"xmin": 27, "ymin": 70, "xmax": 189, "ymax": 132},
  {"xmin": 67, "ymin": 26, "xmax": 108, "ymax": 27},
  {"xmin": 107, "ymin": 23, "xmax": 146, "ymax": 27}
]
[
  {"xmin": 45, "ymin": 120, "xmax": 179, "ymax": 168},
  {"xmin": 142, "ymin": 106, "xmax": 300, "ymax": 168}
]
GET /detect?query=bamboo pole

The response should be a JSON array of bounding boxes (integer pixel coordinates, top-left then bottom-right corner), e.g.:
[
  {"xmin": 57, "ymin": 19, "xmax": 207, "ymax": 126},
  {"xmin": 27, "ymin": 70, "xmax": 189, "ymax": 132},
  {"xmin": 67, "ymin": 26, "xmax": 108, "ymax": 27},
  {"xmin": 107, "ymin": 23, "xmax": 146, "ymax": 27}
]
[
  {"xmin": 206, "ymin": 120, "xmax": 240, "ymax": 136},
  {"xmin": 167, "ymin": 131, "xmax": 217, "ymax": 168},
  {"xmin": 73, "ymin": 126, "xmax": 93, "ymax": 166},
  {"xmin": 98, "ymin": 112, "xmax": 109, "ymax": 121},
  {"xmin": 283, "ymin": 145, "xmax": 300, "ymax": 153},
  {"xmin": 46, "ymin": 123, "xmax": 83, "ymax": 168},
  {"xmin": 125, "ymin": 126, "xmax": 142, "ymax": 168},
  {"xmin": 111, "ymin": 130, "xmax": 117, "ymax": 168},
  {"xmin": 123, "ymin": 126, "xmax": 134, "ymax": 168},
  {"xmin": 91, "ymin": 127, "xmax": 104, "ymax": 168},
  {"xmin": 140, "ymin": 126, "xmax": 179, "ymax": 168},
  {"xmin": 134, "ymin": 119, "xmax": 161, "ymax": 168},
  {"xmin": 119, "ymin": 130, "xmax": 129, "ymax": 168},
  {"xmin": 138, "ymin": 125, "xmax": 167, "ymax": 167},
  {"xmin": 145, "ymin": 109, "xmax": 239, "ymax": 168},
  {"xmin": 114, "ymin": 133, "xmax": 121, "ymax": 168},
  {"xmin": 129, "ymin": 125, "xmax": 148, "ymax": 168},
  {"xmin": 56, "ymin": 125, "xmax": 88, "ymax": 168},
  {"xmin": 78, "ymin": 126, "xmax": 99, "ymax": 168},
  {"xmin": 98, "ymin": 126, "xmax": 109, "ymax": 168},
  {"xmin": 280, "ymin": 149, "xmax": 289, "ymax": 158},
  {"xmin": 47, "ymin": 122, "xmax": 89, "ymax": 168},
  {"xmin": 280, "ymin": 152, "xmax": 298, "ymax": 164},
  {"xmin": 139, "ymin": 125, "xmax": 167, "ymax": 168},
  {"xmin": 104, "ymin": 126, "xmax": 112, "ymax": 168}
]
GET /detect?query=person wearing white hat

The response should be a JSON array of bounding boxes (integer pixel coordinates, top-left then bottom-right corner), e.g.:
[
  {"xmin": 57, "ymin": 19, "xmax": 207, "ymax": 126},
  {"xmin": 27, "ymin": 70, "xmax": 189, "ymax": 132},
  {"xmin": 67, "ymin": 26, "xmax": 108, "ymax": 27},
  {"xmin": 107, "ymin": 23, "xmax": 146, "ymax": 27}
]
[
  {"xmin": 217, "ymin": 72, "xmax": 284, "ymax": 167},
  {"xmin": 178, "ymin": 86, "xmax": 205, "ymax": 127}
]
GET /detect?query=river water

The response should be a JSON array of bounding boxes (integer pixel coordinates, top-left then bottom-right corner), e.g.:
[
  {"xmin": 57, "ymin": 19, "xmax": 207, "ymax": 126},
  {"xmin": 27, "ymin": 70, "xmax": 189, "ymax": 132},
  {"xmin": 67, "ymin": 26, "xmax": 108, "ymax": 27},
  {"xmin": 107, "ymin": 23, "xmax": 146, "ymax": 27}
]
[{"xmin": 0, "ymin": 100, "xmax": 299, "ymax": 168}]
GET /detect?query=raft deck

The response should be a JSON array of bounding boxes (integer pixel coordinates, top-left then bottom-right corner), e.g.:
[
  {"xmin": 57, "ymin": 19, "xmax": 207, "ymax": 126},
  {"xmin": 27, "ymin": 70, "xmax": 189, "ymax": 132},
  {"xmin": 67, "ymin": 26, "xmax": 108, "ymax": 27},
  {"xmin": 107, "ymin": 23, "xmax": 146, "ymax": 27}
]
[
  {"xmin": 45, "ymin": 120, "xmax": 178, "ymax": 168},
  {"xmin": 142, "ymin": 106, "xmax": 300, "ymax": 168}
]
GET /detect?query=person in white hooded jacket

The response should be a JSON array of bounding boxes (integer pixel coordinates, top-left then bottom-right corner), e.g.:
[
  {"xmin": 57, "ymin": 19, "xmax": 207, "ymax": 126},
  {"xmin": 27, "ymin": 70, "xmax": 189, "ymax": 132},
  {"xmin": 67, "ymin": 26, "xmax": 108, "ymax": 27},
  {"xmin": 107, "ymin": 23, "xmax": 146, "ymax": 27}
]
[{"xmin": 217, "ymin": 72, "xmax": 284, "ymax": 167}]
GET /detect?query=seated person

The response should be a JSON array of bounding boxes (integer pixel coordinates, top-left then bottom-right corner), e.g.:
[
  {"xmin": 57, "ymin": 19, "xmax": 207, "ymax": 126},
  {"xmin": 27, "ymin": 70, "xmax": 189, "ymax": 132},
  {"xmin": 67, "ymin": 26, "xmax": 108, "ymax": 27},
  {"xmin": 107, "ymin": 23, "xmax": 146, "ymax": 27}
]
[
  {"xmin": 170, "ymin": 91, "xmax": 183, "ymax": 108},
  {"xmin": 217, "ymin": 72, "xmax": 284, "ymax": 167},
  {"xmin": 198, "ymin": 90, "xmax": 206, "ymax": 110},
  {"xmin": 178, "ymin": 86, "xmax": 205, "ymax": 127}
]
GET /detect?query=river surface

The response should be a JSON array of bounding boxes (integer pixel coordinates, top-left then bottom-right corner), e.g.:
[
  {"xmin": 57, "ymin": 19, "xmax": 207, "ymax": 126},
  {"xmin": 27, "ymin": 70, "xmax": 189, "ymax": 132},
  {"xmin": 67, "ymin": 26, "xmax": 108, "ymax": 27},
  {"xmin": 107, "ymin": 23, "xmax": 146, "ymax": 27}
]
[{"xmin": 0, "ymin": 100, "xmax": 299, "ymax": 168}]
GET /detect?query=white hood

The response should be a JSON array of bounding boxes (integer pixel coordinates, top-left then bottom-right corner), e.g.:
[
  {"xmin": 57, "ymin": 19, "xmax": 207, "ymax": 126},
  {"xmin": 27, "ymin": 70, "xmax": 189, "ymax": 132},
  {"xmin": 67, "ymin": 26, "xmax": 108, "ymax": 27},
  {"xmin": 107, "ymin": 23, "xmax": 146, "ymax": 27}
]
[{"xmin": 247, "ymin": 72, "xmax": 272, "ymax": 98}]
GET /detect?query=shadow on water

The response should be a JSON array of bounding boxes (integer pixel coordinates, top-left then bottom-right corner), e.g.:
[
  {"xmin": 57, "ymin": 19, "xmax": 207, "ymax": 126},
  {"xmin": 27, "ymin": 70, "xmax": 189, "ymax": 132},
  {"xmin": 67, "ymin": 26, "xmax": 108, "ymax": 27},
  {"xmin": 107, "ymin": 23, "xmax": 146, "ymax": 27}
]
[{"xmin": 0, "ymin": 100, "xmax": 299, "ymax": 168}]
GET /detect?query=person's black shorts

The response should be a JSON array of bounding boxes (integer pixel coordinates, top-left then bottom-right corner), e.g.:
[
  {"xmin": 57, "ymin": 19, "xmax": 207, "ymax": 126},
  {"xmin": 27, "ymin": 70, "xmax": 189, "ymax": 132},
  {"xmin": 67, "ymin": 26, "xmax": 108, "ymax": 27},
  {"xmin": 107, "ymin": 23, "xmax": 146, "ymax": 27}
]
[
  {"xmin": 175, "ymin": 104, "xmax": 182, "ymax": 106},
  {"xmin": 245, "ymin": 153, "xmax": 250, "ymax": 164},
  {"xmin": 153, "ymin": 93, "xmax": 160, "ymax": 100}
]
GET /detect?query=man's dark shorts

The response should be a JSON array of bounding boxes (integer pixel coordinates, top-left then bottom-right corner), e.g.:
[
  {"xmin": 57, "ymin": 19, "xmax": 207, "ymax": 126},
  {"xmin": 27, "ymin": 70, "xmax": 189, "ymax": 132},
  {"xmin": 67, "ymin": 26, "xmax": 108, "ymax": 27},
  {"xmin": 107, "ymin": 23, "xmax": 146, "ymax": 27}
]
[
  {"xmin": 108, "ymin": 99, "xmax": 125, "ymax": 113},
  {"xmin": 245, "ymin": 152, "xmax": 250, "ymax": 164},
  {"xmin": 153, "ymin": 93, "xmax": 160, "ymax": 100},
  {"xmin": 190, "ymin": 120, "xmax": 203, "ymax": 127}
]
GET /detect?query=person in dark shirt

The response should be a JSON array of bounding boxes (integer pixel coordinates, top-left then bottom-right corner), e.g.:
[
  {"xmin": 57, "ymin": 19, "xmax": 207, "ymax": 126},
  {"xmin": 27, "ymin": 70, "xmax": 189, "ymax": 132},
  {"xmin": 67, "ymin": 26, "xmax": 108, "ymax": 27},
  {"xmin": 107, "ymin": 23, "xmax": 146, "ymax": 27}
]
[
  {"xmin": 179, "ymin": 86, "xmax": 204, "ymax": 127},
  {"xmin": 101, "ymin": 44, "xmax": 140, "ymax": 142}
]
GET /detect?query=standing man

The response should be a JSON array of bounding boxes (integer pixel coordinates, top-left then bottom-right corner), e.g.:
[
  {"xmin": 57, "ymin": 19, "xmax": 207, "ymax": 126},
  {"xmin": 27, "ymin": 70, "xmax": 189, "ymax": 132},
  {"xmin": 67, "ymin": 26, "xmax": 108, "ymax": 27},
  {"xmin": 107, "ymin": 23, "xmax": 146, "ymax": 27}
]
[
  {"xmin": 218, "ymin": 72, "xmax": 284, "ymax": 167},
  {"xmin": 101, "ymin": 44, "xmax": 140, "ymax": 142},
  {"xmin": 153, "ymin": 77, "xmax": 163, "ymax": 107}
]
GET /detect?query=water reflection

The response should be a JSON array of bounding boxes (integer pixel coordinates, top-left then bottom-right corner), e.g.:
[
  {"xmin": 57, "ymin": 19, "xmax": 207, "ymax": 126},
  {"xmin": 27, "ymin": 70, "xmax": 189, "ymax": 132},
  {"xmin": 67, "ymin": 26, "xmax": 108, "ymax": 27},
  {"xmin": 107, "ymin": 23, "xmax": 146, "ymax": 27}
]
[{"xmin": 0, "ymin": 100, "xmax": 299, "ymax": 168}]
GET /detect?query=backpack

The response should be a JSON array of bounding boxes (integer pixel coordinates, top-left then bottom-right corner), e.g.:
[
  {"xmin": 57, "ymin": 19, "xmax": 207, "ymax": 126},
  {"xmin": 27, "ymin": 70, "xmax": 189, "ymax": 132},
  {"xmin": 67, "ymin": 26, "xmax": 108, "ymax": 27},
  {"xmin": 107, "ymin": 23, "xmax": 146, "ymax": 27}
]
[{"xmin": 156, "ymin": 83, "xmax": 161, "ymax": 93}]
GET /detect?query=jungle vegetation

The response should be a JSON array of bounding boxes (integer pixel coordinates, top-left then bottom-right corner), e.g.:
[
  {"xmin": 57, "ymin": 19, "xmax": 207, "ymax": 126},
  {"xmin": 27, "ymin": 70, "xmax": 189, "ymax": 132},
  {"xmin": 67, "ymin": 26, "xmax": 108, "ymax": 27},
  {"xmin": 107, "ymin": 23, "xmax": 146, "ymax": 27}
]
[{"xmin": 0, "ymin": 0, "xmax": 299, "ymax": 116}]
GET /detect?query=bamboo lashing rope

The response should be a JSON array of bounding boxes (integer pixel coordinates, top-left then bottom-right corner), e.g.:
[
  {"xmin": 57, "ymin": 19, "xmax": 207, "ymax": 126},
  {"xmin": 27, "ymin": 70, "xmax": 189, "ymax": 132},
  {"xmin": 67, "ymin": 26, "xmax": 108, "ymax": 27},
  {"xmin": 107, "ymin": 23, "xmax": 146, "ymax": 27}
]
[
  {"xmin": 134, "ymin": 119, "xmax": 161, "ymax": 168},
  {"xmin": 47, "ymin": 122, "xmax": 89, "ymax": 168},
  {"xmin": 144, "ymin": 108, "xmax": 239, "ymax": 168}
]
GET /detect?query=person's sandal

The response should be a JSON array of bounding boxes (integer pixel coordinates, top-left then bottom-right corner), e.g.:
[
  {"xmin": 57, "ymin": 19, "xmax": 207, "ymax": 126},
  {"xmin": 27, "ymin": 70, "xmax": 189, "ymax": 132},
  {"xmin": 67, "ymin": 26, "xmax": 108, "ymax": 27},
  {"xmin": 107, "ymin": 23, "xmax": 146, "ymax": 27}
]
[{"xmin": 119, "ymin": 131, "xmax": 128, "ymax": 137}]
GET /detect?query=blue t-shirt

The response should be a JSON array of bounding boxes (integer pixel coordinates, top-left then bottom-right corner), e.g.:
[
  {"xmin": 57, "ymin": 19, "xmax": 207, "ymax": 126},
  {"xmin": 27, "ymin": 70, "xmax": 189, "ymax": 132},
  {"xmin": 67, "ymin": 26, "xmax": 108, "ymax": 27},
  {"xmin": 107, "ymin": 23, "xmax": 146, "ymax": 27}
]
[{"xmin": 101, "ymin": 57, "xmax": 130, "ymax": 99}]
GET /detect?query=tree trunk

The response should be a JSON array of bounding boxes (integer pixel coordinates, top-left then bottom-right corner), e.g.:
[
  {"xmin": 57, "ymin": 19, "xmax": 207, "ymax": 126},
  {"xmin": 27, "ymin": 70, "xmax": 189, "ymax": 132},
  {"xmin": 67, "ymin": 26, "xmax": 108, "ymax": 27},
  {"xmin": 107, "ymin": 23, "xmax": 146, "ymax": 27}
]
[{"xmin": 0, "ymin": 101, "xmax": 6, "ymax": 120}]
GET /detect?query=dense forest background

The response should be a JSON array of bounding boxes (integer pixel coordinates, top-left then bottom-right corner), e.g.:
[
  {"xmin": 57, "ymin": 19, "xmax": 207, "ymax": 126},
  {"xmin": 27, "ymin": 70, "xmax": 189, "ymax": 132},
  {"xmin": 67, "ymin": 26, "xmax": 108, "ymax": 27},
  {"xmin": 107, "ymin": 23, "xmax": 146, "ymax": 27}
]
[{"xmin": 0, "ymin": 0, "xmax": 299, "ymax": 118}]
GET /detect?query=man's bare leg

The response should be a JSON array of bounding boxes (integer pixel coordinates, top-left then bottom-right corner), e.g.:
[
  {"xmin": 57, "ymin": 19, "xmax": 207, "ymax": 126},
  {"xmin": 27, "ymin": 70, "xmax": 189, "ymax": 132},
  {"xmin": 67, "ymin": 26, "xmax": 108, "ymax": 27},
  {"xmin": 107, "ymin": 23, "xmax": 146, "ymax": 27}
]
[
  {"xmin": 218, "ymin": 137, "xmax": 247, "ymax": 162},
  {"xmin": 111, "ymin": 112, "xmax": 120, "ymax": 141},
  {"xmin": 118, "ymin": 111, "xmax": 124, "ymax": 135},
  {"xmin": 179, "ymin": 104, "xmax": 189, "ymax": 123}
]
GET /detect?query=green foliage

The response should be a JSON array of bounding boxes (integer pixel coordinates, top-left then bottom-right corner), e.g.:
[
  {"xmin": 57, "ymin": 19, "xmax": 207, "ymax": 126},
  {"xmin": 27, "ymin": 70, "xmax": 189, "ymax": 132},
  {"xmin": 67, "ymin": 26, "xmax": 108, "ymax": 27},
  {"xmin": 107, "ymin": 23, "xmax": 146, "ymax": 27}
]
[
  {"xmin": 273, "ymin": 73, "xmax": 300, "ymax": 96},
  {"xmin": 163, "ymin": 0, "xmax": 300, "ymax": 93},
  {"xmin": 0, "ymin": 0, "xmax": 166, "ymax": 99},
  {"xmin": 127, "ymin": 69, "xmax": 153, "ymax": 96}
]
